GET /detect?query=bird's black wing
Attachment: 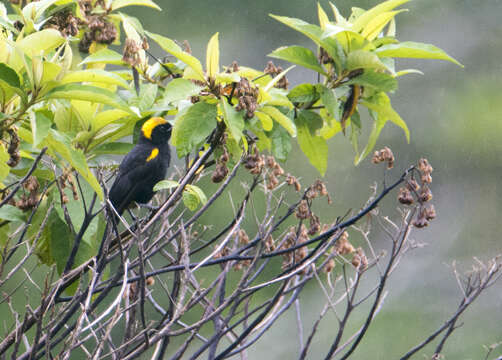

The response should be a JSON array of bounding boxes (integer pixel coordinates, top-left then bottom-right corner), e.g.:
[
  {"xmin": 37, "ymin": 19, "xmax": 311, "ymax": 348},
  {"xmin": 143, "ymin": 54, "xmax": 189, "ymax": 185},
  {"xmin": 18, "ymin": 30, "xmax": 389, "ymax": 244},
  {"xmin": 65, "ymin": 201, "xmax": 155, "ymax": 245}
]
[{"xmin": 109, "ymin": 145, "xmax": 159, "ymax": 213}]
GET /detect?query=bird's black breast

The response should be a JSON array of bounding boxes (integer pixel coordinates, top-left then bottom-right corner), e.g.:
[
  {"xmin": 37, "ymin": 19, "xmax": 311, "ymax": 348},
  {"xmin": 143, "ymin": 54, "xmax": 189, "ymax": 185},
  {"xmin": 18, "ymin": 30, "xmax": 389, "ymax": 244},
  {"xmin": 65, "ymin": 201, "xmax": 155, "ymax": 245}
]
[{"xmin": 109, "ymin": 142, "xmax": 170, "ymax": 214}]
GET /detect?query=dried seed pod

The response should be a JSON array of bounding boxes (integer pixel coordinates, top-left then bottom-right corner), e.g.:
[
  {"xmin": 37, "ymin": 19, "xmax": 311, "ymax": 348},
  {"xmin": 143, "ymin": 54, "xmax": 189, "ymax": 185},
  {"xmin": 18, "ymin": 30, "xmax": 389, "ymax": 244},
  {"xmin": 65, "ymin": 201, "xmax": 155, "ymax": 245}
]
[
  {"xmin": 324, "ymin": 258, "xmax": 336, "ymax": 273},
  {"xmin": 273, "ymin": 163, "xmax": 284, "ymax": 176},
  {"xmin": 406, "ymin": 178, "xmax": 420, "ymax": 192},
  {"xmin": 425, "ymin": 204, "xmax": 436, "ymax": 220},
  {"xmin": 296, "ymin": 200, "xmax": 310, "ymax": 219},
  {"xmin": 418, "ymin": 158, "xmax": 433, "ymax": 174},
  {"xmin": 352, "ymin": 247, "xmax": 368, "ymax": 271},
  {"xmin": 335, "ymin": 231, "xmax": 355, "ymax": 255},
  {"xmin": 398, "ymin": 187, "xmax": 414, "ymax": 205},
  {"xmin": 265, "ymin": 234, "xmax": 275, "ymax": 252},
  {"xmin": 418, "ymin": 185, "xmax": 433, "ymax": 202},
  {"xmin": 308, "ymin": 214, "xmax": 321, "ymax": 235},
  {"xmin": 238, "ymin": 229, "xmax": 249, "ymax": 245},
  {"xmin": 413, "ymin": 216, "xmax": 429, "ymax": 228},
  {"xmin": 122, "ymin": 38, "xmax": 141, "ymax": 67},
  {"xmin": 211, "ymin": 162, "xmax": 229, "ymax": 183},
  {"xmin": 372, "ymin": 146, "xmax": 394, "ymax": 169}
]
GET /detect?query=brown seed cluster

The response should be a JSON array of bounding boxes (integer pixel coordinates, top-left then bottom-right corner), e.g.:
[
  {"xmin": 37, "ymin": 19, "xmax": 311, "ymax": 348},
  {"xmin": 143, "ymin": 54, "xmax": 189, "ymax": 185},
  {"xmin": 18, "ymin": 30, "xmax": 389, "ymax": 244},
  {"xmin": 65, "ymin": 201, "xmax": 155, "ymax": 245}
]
[
  {"xmin": 213, "ymin": 245, "xmax": 230, "ymax": 259},
  {"xmin": 235, "ymin": 78, "xmax": 259, "ymax": 119},
  {"xmin": 59, "ymin": 171, "xmax": 79, "ymax": 202},
  {"xmin": 280, "ymin": 226, "xmax": 309, "ymax": 271},
  {"xmin": 233, "ymin": 228, "xmax": 252, "ymax": 271},
  {"xmin": 211, "ymin": 146, "xmax": 229, "ymax": 183},
  {"xmin": 44, "ymin": 10, "xmax": 79, "ymax": 37},
  {"xmin": 351, "ymin": 247, "xmax": 368, "ymax": 271},
  {"xmin": 15, "ymin": 176, "xmax": 40, "ymax": 211},
  {"xmin": 397, "ymin": 158, "xmax": 436, "ymax": 228},
  {"xmin": 264, "ymin": 61, "xmax": 289, "ymax": 90},
  {"xmin": 244, "ymin": 147, "xmax": 265, "ymax": 175},
  {"xmin": 237, "ymin": 229, "xmax": 249, "ymax": 245},
  {"xmin": 6, "ymin": 128, "xmax": 20, "ymax": 168},
  {"xmin": 334, "ymin": 231, "xmax": 355, "ymax": 255},
  {"xmin": 418, "ymin": 158, "xmax": 433, "ymax": 184},
  {"xmin": 264, "ymin": 156, "xmax": 285, "ymax": 190},
  {"xmin": 372, "ymin": 146, "xmax": 395, "ymax": 169},
  {"xmin": 308, "ymin": 214, "xmax": 321, "ymax": 236},
  {"xmin": 295, "ymin": 200, "xmax": 310, "ymax": 219},
  {"xmin": 78, "ymin": 6, "xmax": 118, "ymax": 54},
  {"xmin": 122, "ymin": 38, "xmax": 141, "ymax": 67},
  {"xmin": 285, "ymin": 174, "xmax": 301, "ymax": 192},
  {"xmin": 323, "ymin": 232, "xmax": 368, "ymax": 273},
  {"xmin": 224, "ymin": 61, "xmax": 239, "ymax": 74},
  {"xmin": 306, "ymin": 179, "xmax": 332, "ymax": 203}
]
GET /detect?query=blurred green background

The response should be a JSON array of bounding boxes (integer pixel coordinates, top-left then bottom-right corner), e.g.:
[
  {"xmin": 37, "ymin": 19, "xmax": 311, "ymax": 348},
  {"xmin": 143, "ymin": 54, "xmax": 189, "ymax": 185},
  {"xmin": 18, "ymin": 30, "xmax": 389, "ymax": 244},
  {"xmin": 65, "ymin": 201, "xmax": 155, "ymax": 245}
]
[
  {"xmin": 126, "ymin": 0, "xmax": 502, "ymax": 358},
  {"xmin": 3, "ymin": 0, "xmax": 502, "ymax": 358}
]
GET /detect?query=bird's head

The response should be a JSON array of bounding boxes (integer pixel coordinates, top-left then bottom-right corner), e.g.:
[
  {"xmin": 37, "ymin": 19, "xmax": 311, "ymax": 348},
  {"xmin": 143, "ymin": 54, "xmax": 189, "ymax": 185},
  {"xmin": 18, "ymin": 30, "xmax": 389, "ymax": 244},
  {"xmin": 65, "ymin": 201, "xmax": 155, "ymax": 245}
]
[{"xmin": 141, "ymin": 117, "xmax": 172, "ymax": 145}]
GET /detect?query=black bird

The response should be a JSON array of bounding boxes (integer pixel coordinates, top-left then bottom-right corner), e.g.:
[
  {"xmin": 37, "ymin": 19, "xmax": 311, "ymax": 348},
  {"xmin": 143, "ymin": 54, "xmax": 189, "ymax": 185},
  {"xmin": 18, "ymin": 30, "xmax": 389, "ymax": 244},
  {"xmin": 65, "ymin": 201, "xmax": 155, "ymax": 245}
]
[{"xmin": 109, "ymin": 117, "xmax": 172, "ymax": 215}]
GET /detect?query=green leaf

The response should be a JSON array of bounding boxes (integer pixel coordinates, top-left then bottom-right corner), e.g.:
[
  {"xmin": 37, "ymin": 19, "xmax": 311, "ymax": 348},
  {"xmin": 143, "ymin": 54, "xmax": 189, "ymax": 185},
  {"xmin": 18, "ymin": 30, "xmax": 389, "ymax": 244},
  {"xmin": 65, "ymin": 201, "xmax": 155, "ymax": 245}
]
[
  {"xmin": 182, "ymin": 188, "xmax": 198, "ymax": 211},
  {"xmin": 361, "ymin": 10, "xmax": 407, "ymax": 41},
  {"xmin": 329, "ymin": 1, "xmax": 348, "ymax": 25},
  {"xmin": 317, "ymin": 3, "xmax": 330, "ymax": 29},
  {"xmin": 355, "ymin": 110, "xmax": 387, "ymax": 165},
  {"xmin": 60, "ymin": 69, "xmax": 130, "ymax": 89},
  {"xmin": 269, "ymin": 124, "xmax": 291, "ymax": 161},
  {"xmin": 153, "ymin": 78, "xmax": 203, "ymax": 110},
  {"xmin": 296, "ymin": 109, "xmax": 323, "ymax": 133},
  {"xmin": 346, "ymin": 50, "xmax": 388, "ymax": 71},
  {"xmin": 375, "ymin": 41, "xmax": 463, "ymax": 67},
  {"xmin": 395, "ymin": 69, "xmax": 424, "ymax": 77},
  {"xmin": 91, "ymin": 142, "xmax": 133, "ymax": 155},
  {"xmin": 45, "ymin": 84, "xmax": 134, "ymax": 115},
  {"xmin": 182, "ymin": 184, "xmax": 207, "ymax": 211},
  {"xmin": 111, "ymin": 0, "xmax": 161, "ymax": 11},
  {"xmin": 0, "ymin": 205, "xmax": 25, "ymax": 222},
  {"xmin": 270, "ymin": 15, "xmax": 344, "ymax": 70},
  {"xmin": 32, "ymin": 110, "xmax": 52, "ymax": 147},
  {"xmin": 215, "ymin": 72, "xmax": 240, "ymax": 84},
  {"xmin": 352, "ymin": 0, "xmax": 410, "ymax": 32},
  {"xmin": 220, "ymin": 99, "xmax": 244, "ymax": 141},
  {"xmin": 206, "ymin": 32, "xmax": 219, "ymax": 79},
  {"xmin": 172, "ymin": 102, "xmax": 217, "ymax": 157},
  {"xmin": 44, "ymin": 130, "xmax": 104, "ymax": 199},
  {"xmin": 147, "ymin": 31, "xmax": 205, "ymax": 81},
  {"xmin": 317, "ymin": 84, "xmax": 338, "ymax": 118},
  {"xmin": 92, "ymin": 109, "xmax": 131, "ymax": 131},
  {"xmin": 287, "ymin": 83, "xmax": 319, "ymax": 104},
  {"xmin": 361, "ymin": 92, "xmax": 409, "ymax": 142},
  {"xmin": 0, "ymin": 63, "xmax": 21, "ymax": 89},
  {"xmin": 319, "ymin": 113, "xmax": 343, "ymax": 139},
  {"xmin": 322, "ymin": 24, "xmax": 370, "ymax": 53},
  {"xmin": 79, "ymin": 48, "xmax": 126, "ymax": 66},
  {"xmin": 266, "ymin": 88, "xmax": 294, "ymax": 109},
  {"xmin": 255, "ymin": 111, "xmax": 273, "ymax": 131},
  {"xmin": 153, "ymin": 179, "xmax": 179, "ymax": 192},
  {"xmin": 0, "ymin": 143, "xmax": 10, "ymax": 183},
  {"xmin": 17, "ymin": 29, "xmax": 65, "ymax": 56},
  {"xmin": 345, "ymin": 70, "xmax": 398, "ymax": 92},
  {"xmin": 296, "ymin": 110, "xmax": 328, "ymax": 175},
  {"xmin": 41, "ymin": 61, "xmax": 62, "ymax": 85},
  {"xmin": 137, "ymin": 83, "xmax": 158, "ymax": 113},
  {"xmin": 259, "ymin": 106, "xmax": 296, "ymax": 137},
  {"xmin": 269, "ymin": 45, "xmax": 327, "ymax": 76},
  {"xmin": 372, "ymin": 36, "xmax": 399, "ymax": 48}
]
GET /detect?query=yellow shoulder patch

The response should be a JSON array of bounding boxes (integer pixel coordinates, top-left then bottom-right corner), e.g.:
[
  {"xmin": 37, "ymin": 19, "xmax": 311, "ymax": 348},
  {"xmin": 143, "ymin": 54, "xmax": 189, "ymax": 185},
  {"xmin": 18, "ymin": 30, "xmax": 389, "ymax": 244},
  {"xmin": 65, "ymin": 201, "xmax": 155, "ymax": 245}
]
[
  {"xmin": 146, "ymin": 148, "xmax": 159, "ymax": 162},
  {"xmin": 141, "ymin": 117, "xmax": 168, "ymax": 140}
]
